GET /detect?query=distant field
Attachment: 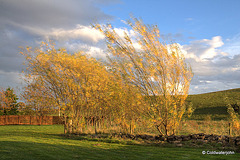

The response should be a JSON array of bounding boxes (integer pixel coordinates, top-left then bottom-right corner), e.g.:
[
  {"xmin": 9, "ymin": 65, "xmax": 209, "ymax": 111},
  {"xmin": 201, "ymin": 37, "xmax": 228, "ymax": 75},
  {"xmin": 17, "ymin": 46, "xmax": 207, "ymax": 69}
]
[
  {"xmin": 186, "ymin": 88, "xmax": 240, "ymax": 120},
  {"xmin": 0, "ymin": 125, "xmax": 239, "ymax": 160}
]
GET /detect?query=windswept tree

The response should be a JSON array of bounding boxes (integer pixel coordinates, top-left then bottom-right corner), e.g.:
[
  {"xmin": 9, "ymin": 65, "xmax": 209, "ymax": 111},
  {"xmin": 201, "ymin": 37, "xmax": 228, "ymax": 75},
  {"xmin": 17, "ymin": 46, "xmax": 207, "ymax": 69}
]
[
  {"xmin": 20, "ymin": 42, "xmax": 127, "ymax": 134},
  {"xmin": 94, "ymin": 17, "xmax": 193, "ymax": 136}
]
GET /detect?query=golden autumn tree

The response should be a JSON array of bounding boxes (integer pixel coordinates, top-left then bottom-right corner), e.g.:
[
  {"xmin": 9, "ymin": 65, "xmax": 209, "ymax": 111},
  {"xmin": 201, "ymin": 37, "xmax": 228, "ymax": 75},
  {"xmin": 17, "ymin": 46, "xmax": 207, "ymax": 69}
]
[
  {"xmin": 20, "ymin": 42, "xmax": 119, "ymax": 134},
  {"xmin": 108, "ymin": 71, "xmax": 144, "ymax": 134},
  {"xmin": 94, "ymin": 17, "xmax": 193, "ymax": 136}
]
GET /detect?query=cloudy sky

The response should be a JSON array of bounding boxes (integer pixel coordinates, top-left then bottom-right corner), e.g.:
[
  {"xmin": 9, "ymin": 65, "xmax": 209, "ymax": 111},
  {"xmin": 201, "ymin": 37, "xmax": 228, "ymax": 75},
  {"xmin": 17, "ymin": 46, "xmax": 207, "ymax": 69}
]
[{"xmin": 0, "ymin": 0, "xmax": 240, "ymax": 95}]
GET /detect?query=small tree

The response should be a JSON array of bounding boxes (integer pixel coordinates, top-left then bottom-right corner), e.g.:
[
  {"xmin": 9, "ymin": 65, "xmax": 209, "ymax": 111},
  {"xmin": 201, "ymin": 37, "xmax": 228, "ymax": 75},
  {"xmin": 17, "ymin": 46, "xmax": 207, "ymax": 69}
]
[
  {"xmin": 0, "ymin": 87, "xmax": 19, "ymax": 115},
  {"xmin": 94, "ymin": 17, "xmax": 193, "ymax": 136},
  {"xmin": 184, "ymin": 102, "xmax": 195, "ymax": 118},
  {"xmin": 227, "ymin": 104, "xmax": 240, "ymax": 136}
]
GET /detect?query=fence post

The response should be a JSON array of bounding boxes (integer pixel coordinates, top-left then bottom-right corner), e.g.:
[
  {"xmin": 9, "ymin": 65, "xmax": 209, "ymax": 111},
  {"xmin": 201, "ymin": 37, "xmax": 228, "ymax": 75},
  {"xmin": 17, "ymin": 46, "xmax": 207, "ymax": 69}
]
[
  {"xmin": 51, "ymin": 116, "xmax": 53, "ymax": 125},
  {"xmin": 39, "ymin": 116, "xmax": 41, "ymax": 125}
]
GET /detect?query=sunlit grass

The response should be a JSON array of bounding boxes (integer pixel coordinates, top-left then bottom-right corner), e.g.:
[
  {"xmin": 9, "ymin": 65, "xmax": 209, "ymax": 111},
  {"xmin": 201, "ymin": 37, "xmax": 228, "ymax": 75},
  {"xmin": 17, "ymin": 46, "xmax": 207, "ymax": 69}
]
[
  {"xmin": 179, "ymin": 120, "xmax": 232, "ymax": 136},
  {"xmin": 0, "ymin": 125, "xmax": 239, "ymax": 160}
]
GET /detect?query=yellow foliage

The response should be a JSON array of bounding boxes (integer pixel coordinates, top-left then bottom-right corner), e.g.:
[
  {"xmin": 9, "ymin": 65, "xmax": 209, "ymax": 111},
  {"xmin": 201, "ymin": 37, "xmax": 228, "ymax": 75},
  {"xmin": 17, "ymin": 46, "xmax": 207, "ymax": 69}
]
[
  {"xmin": 20, "ymin": 40, "xmax": 144, "ymax": 134},
  {"xmin": 94, "ymin": 17, "xmax": 193, "ymax": 136},
  {"xmin": 21, "ymin": 17, "xmax": 193, "ymax": 136},
  {"xmin": 228, "ymin": 104, "xmax": 240, "ymax": 133}
]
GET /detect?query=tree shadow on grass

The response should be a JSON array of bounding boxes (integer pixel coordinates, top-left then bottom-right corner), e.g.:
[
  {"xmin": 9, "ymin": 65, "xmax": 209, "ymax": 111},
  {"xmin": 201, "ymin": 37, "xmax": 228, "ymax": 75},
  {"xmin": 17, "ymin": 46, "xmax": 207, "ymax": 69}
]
[
  {"xmin": 0, "ymin": 125, "xmax": 239, "ymax": 160},
  {"xmin": 0, "ymin": 140, "xmax": 111, "ymax": 160},
  {"xmin": 0, "ymin": 139, "xmax": 239, "ymax": 160},
  {"xmin": 1, "ymin": 140, "xmax": 239, "ymax": 160}
]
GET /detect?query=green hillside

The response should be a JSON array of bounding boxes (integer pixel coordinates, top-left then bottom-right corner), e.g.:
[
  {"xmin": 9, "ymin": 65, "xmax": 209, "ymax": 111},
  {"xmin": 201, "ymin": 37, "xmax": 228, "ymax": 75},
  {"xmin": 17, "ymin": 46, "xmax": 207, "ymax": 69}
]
[{"xmin": 186, "ymin": 88, "xmax": 240, "ymax": 120}]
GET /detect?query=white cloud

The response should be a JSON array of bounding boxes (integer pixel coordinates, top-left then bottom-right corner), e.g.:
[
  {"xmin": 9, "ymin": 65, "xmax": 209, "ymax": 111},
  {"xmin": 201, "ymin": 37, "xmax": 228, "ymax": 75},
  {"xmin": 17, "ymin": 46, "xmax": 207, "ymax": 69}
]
[
  {"xmin": 49, "ymin": 25, "xmax": 105, "ymax": 43},
  {"xmin": 8, "ymin": 23, "xmax": 105, "ymax": 44},
  {"xmin": 61, "ymin": 42, "xmax": 107, "ymax": 59},
  {"xmin": 185, "ymin": 18, "xmax": 193, "ymax": 21},
  {"xmin": 114, "ymin": 27, "xmax": 136, "ymax": 39},
  {"xmin": 221, "ymin": 33, "xmax": 240, "ymax": 57},
  {"xmin": 182, "ymin": 36, "xmax": 225, "ymax": 62},
  {"xmin": 86, "ymin": 46, "xmax": 106, "ymax": 59},
  {"xmin": 180, "ymin": 36, "xmax": 240, "ymax": 94}
]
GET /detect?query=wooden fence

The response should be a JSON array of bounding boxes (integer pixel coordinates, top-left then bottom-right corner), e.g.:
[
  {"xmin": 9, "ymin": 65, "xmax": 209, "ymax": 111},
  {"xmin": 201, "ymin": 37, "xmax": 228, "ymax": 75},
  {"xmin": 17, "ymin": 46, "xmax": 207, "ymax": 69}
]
[{"xmin": 0, "ymin": 115, "xmax": 63, "ymax": 125}]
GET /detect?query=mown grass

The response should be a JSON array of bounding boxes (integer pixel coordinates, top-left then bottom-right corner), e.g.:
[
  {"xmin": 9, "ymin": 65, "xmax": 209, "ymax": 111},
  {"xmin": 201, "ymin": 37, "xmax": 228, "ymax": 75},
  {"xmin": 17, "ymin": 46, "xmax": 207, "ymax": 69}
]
[{"xmin": 0, "ymin": 125, "xmax": 239, "ymax": 160}]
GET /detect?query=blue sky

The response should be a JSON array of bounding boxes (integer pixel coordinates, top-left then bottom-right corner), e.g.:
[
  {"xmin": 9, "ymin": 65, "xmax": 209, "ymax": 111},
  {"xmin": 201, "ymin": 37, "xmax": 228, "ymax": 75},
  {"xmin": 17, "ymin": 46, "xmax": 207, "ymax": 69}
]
[
  {"xmin": 101, "ymin": 0, "xmax": 240, "ymax": 42},
  {"xmin": 0, "ymin": 0, "xmax": 240, "ymax": 95}
]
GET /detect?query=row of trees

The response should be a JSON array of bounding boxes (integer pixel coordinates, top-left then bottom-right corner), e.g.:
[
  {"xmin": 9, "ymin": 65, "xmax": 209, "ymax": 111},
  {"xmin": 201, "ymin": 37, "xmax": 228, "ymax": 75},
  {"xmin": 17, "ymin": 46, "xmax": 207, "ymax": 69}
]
[
  {"xmin": 20, "ymin": 18, "xmax": 193, "ymax": 136},
  {"xmin": 0, "ymin": 87, "xmax": 58, "ymax": 116}
]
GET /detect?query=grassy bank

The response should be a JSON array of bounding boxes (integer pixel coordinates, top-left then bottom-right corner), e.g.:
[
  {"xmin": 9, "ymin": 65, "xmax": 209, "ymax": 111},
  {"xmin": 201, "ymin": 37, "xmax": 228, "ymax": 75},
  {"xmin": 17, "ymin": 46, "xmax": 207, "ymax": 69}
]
[
  {"xmin": 186, "ymin": 88, "xmax": 240, "ymax": 120},
  {"xmin": 0, "ymin": 125, "xmax": 239, "ymax": 160}
]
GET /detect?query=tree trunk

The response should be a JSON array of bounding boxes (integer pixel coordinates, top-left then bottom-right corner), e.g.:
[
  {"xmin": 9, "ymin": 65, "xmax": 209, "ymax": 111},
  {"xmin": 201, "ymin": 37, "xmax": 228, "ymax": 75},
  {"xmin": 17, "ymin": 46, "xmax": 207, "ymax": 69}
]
[
  {"xmin": 229, "ymin": 122, "xmax": 232, "ymax": 136},
  {"xmin": 156, "ymin": 125, "xmax": 164, "ymax": 136},
  {"xmin": 64, "ymin": 116, "xmax": 67, "ymax": 134},
  {"xmin": 68, "ymin": 119, "xmax": 73, "ymax": 134},
  {"xmin": 94, "ymin": 120, "xmax": 97, "ymax": 134}
]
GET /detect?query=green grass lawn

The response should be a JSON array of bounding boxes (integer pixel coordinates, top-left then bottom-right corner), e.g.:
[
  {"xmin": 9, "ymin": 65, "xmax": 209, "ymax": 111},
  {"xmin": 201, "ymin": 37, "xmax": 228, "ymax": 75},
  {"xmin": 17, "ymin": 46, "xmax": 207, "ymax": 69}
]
[{"xmin": 0, "ymin": 125, "xmax": 239, "ymax": 160}]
